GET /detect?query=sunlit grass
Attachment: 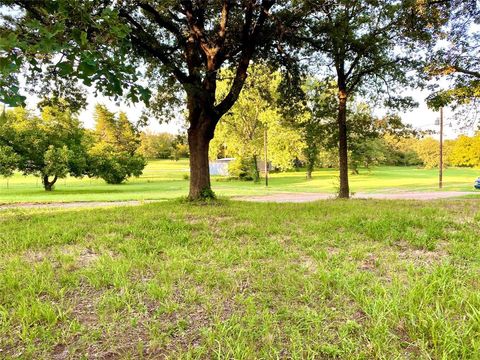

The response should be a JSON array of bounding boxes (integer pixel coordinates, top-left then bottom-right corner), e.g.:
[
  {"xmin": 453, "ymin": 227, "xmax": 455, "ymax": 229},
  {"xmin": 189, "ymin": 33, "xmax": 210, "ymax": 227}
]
[
  {"xmin": 0, "ymin": 159, "xmax": 479, "ymax": 203},
  {"xmin": 1, "ymin": 199, "xmax": 480, "ymax": 358}
]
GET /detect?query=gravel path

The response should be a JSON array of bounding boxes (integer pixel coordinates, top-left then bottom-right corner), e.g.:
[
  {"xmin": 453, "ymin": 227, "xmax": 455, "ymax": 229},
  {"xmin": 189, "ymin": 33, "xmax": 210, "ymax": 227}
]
[
  {"xmin": 234, "ymin": 191, "xmax": 478, "ymax": 203},
  {"xmin": 0, "ymin": 200, "xmax": 158, "ymax": 211}
]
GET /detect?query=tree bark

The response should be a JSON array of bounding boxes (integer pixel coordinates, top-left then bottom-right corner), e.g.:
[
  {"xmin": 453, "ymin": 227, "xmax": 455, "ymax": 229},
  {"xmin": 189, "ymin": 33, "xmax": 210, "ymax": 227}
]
[
  {"xmin": 306, "ymin": 166, "xmax": 313, "ymax": 180},
  {"xmin": 42, "ymin": 175, "xmax": 58, "ymax": 191},
  {"xmin": 306, "ymin": 150, "xmax": 315, "ymax": 180},
  {"xmin": 252, "ymin": 155, "xmax": 260, "ymax": 182},
  {"xmin": 186, "ymin": 87, "xmax": 219, "ymax": 200},
  {"xmin": 304, "ymin": 125, "xmax": 317, "ymax": 180},
  {"xmin": 337, "ymin": 89, "xmax": 350, "ymax": 198},
  {"xmin": 188, "ymin": 124, "xmax": 214, "ymax": 200}
]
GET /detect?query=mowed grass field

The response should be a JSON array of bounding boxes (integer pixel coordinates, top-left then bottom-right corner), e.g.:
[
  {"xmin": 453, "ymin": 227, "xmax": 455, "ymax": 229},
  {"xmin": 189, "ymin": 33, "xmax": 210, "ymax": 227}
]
[
  {"xmin": 1, "ymin": 199, "xmax": 480, "ymax": 358},
  {"xmin": 0, "ymin": 159, "xmax": 479, "ymax": 203}
]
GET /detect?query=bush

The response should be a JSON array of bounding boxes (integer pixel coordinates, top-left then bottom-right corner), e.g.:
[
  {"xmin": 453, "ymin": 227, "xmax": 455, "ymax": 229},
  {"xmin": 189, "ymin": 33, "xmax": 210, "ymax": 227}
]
[
  {"xmin": 89, "ymin": 149, "xmax": 146, "ymax": 184},
  {"xmin": 89, "ymin": 105, "xmax": 146, "ymax": 184},
  {"xmin": 228, "ymin": 157, "xmax": 260, "ymax": 181}
]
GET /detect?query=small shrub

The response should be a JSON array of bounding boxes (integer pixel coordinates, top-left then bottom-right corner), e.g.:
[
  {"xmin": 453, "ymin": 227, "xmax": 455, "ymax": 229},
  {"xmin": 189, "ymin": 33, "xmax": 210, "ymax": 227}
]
[
  {"xmin": 228, "ymin": 157, "xmax": 257, "ymax": 181},
  {"xmin": 199, "ymin": 187, "xmax": 216, "ymax": 199}
]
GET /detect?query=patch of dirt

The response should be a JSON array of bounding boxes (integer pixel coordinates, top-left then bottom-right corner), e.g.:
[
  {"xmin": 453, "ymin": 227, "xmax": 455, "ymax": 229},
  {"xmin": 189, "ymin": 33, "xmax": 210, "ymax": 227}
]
[
  {"xmin": 76, "ymin": 248, "xmax": 100, "ymax": 267},
  {"xmin": 51, "ymin": 344, "xmax": 69, "ymax": 360},
  {"xmin": 69, "ymin": 286, "xmax": 102, "ymax": 328},
  {"xmin": 145, "ymin": 290, "xmax": 238, "ymax": 358},
  {"xmin": 55, "ymin": 282, "xmax": 239, "ymax": 359},
  {"xmin": 352, "ymin": 307, "xmax": 368, "ymax": 323},
  {"xmin": 394, "ymin": 319, "xmax": 423, "ymax": 357},
  {"xmin": 233, "ymin": 192, "xmax": 333, "ymax": 203},
  {"xmin": 23, "ymin": 249, "xmax": 48, "ymax": 263},
  {"xmin": 358, "ymin": 253, "xmax": 378, "ymax": 271},
  {"xmin": 23, "ymin": 245, "xmax": 101, "ymax": 268},
  {"xmin": 299, "ymin": 256, "xmax": 318, "ymax": 274},
  {"xmin": 327, "ymin": 247, "xmax": 340, "ymax": 256},
  {"xmin": 233, "ymin": 191, "xmax": 478, "ymax": 203},
  {"xmin": 395, "ymin": 241, "xmax": 448, "ymax": 266}
]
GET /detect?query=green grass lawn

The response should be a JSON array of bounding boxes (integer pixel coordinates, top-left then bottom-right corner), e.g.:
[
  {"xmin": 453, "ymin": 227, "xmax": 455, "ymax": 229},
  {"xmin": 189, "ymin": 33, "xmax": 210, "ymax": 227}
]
[
  {"xmin": 0, "ymin": 159, "xmax": 479, "ymax": 203},
  {"xmin": 1, "ymin": 199, "xmax": 480, "ymax": 358}
]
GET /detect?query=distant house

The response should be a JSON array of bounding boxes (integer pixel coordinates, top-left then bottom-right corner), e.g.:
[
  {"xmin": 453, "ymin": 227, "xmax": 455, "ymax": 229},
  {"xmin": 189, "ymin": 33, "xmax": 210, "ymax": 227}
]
[{"xmin": 209, "ymin": 158, "xmax": 235, "ymax": 176}]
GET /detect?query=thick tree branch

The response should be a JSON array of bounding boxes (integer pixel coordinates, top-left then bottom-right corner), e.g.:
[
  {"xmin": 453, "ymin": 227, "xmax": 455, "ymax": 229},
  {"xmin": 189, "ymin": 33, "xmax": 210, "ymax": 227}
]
[
  {"xmin": 452, "ymin": 65, "xmax": 480, "ymax": 78},
  {"xmin": 216, "ymin": 0, "xmax": 231, "ymax": 49},
  {"xmin": 215, "ymin": 0, "xmax": 274, "ymax": 118},
  {"xmin": 137, "ymin": 2, "xmax": 186, "ymax": 44},
  {"xmin": 183, "ymin": 0, "xmax": 212, "ymax": 59},
  {"xmin": 118, "ymin": 9, "xmax": 189, "ymax": 84},
  {"xmin": 347, "ymin": 58, "xmax": 404, "ymax": 93}
]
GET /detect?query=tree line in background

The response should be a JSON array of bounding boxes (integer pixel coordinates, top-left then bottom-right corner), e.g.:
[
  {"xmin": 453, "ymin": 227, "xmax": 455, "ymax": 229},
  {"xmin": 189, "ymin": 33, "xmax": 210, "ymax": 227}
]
[
  {"xmin": 1, "ymin": 1, "xmax": 478, "ymax": 199},
  {"xmin": 0, "ymin": 104, "xmax": 145, "ymax": 190},
  {"xmin": 138, "ymin": 132, "xmax": 188, "ymax": 161},
  {"xmin": 301, "ymin": 132, "xmax": 480, "ymax": 173}
]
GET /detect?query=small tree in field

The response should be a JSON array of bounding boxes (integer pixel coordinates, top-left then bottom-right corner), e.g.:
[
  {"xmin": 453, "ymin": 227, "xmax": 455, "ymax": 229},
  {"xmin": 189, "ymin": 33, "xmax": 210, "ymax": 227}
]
[
  {"xmin": 0, "ymin": 106, "xmax": 87, "ymax": 190},
  {"xmin": 89, "ymin": 104, "xmax": 145, "ymax": 184}
]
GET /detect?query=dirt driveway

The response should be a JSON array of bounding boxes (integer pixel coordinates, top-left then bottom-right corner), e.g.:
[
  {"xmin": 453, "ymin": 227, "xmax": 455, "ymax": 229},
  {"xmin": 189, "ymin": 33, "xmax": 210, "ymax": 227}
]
[
  {"xmin": 0, "ymin": 191, "xmax": 477, "ymax": 210},
  {"xmin": 233, "ymin": 191, "xmax": 478, "ymax": 203}
]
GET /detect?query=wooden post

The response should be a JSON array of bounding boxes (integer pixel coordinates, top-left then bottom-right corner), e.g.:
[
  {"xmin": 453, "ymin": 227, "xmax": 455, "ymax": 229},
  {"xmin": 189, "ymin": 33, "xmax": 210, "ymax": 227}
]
[
  {"xmin": 264, "ymin": 127, "xmax": 268, "ymax": 187},
  {"xmin": 439, "ymin": 107, "xmax": 444, "ymax": 189}
]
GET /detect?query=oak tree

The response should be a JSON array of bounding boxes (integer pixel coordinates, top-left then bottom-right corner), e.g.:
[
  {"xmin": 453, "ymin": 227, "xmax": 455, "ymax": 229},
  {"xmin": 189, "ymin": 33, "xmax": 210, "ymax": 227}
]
[{"xmin": 0, "ymin": 0, "xmax": 280, "ymax": 199}]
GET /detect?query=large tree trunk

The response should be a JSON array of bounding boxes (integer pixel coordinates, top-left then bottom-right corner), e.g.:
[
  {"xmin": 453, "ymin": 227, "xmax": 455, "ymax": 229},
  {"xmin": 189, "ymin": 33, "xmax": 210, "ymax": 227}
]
[
  {"xmin": 337, "ymin": 89, "xmax": 350, "ymax": 198},
  {"xmin": 188, "ymin": 125, "xmax": 213, "ymax": 200},
  {"xmin": 42, "ymin": 175, "xmax": 58, "ymax": 191},
  {"xmin": 185, "ymin": 81, "xmax": 219, "ymax": 200}
]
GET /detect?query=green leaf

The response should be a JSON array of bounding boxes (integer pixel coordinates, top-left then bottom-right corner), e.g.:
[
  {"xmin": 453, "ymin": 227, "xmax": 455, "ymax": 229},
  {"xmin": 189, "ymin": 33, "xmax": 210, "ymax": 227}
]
[
  {"xmin": 80, "ymin": 31, "xmax": 88, "ymax": 47},
  {"xmin": 78, "ymin": 60, "xmax": 97, "ymax": 77},
  {"xmin": 0, "ymin": 58, "xmax": 12, "ymax": 73},
  {"xmin": 57, "ymin": 61, "xmax": 74, "ymax": 76},
  {"xmin": 0, "ymin": 34, "xmax": 18, "ymax": 51},
  {"xmin": 138, "ymin": 87, "xmax": 151, "ymax": 103}
]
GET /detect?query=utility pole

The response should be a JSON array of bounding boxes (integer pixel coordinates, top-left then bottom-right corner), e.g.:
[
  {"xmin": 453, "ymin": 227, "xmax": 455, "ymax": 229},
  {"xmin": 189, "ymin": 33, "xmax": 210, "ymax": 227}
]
[
  {"xmin": 264, "ymin": 127, "xmax": 268, "ymax": 187},
  {"xmin": 439, "ymin": 107, "xmax": 444, "ymax": 189}
]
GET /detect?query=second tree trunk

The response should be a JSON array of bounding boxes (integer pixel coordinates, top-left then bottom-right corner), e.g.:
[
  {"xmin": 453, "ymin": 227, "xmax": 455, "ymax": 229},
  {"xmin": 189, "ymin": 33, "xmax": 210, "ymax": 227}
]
[{"xmin": 337, "ymin": 89, "xmax": 350, "ymax": 198}]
